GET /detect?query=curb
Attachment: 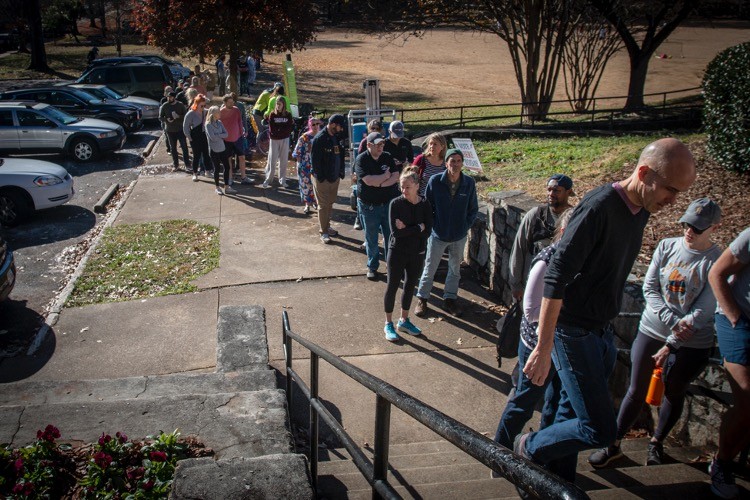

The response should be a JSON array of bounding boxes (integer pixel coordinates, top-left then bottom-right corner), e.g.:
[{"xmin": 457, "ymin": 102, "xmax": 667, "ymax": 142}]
[
  {"xmin": 94, "ymin": 183, "xmax": 119, "ymax": 214},
  {"xmin": 27, "ymin": 178, "xmax": 139, "ymax": 356}
]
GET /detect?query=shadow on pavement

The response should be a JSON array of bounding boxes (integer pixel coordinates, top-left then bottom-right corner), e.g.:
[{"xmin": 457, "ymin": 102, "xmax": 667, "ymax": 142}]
[
  {"xmin": 0, "ymin": 300, "xmax": 55, "ymax": 382},
  {"xmin": 3, "ymin": 205, "xmax": 96, "ymax": 250}
]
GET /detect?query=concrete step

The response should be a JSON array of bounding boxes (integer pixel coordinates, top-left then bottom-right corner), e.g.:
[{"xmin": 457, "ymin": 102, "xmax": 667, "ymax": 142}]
[
  {"xmin": 171, "ymin": 454, "xmax": 314, "ymax": 500},
  {"xmin": 0, "ymin": 370, "xmax": 277, "ymax": 406},
  {"xmin": 216, "ymin": 305, "xmax": 270, "ymax": 372},
  {"xmin": 0, "ymin": 390, "xmax": 293, "ymax": 459}
]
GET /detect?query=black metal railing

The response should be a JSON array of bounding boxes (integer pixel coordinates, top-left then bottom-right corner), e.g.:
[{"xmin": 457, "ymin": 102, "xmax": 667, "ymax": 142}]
[{"xmin": 282, "ymin": 311, "xmax": 589, "ymax": 500}]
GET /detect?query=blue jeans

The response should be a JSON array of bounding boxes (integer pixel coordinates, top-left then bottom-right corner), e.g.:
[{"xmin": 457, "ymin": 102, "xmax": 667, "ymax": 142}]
[
  {"xmin": 416, "ymin": 235, "xmax": 466, "ymax": 300},
  {"xmin": 494, "ymin": 340, "xmax": 563, "ymax": 449},
  {"xmin": 358, "ymin": 199, "xmax": 390, "ymax": 272},
  {"xmin": 524, "ymin": 323, "xmax": 618, "ymax": 482}
]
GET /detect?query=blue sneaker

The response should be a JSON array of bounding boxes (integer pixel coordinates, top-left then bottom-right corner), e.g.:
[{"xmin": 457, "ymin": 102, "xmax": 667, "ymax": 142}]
[
  {"xmin": 397, "ymin": 318, "xmax": 422, "ymax": 336},
  {"xmin": 384, "ymin": 322, "xmax": 399, "ymax": 342}
]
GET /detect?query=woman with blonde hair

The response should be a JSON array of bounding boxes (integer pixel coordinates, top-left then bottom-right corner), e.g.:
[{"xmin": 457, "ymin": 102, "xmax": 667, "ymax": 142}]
[
  {"xmin": 413, "ymin": 132, "xmax": 447, "ymax": 197},
  {"xmin": 382, "ymin": 166, "xmax": 433, "ymax": 342},
  {"xmin": 205, "ymin": 105, "xmax": 234, "ymax": 195}
]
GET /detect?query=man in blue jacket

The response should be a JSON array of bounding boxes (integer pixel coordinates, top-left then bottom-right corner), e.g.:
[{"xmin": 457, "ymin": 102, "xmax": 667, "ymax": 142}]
[
  {"xmin": 414, "ymin": 148, "xmax": 478, "ymax": 317},
  {"xmin": 311, "ymin": 114, "xmax": 347, "ymax": 244}
]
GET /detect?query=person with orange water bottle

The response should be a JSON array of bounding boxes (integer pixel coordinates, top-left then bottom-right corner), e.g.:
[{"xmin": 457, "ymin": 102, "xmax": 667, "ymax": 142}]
[{"xmin": 588, "ymin": 198, "xmax": 723, "ymax": 469}]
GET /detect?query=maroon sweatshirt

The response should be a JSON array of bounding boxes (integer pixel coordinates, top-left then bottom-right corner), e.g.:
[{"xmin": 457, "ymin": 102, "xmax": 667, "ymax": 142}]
[{"xmin": 268, "ymin": 112, "xmax": 294, "ymax": 140}]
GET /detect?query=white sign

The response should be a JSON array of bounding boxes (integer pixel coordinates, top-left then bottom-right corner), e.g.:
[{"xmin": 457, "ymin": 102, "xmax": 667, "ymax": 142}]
[{"xmin": 451, "ymin": 138, "xmax": 483, "ymax": 173}]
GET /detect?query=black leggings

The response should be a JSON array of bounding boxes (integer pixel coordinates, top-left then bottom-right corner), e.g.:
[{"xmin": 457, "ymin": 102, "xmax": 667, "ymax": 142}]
[
  {"xmin": 210, "ymin": 150, "xmax": 231, "ymax": 187},
  {"xmin": 616, "ymin": 330, "xmax": 710, "ymax": 441},
  {"xmin": 190, "ymin": 132, "xmax": 212, "ymax": 174},
  {"xmin": 384, "ymin": 248, "xmax": 424, "ymax": 314}
]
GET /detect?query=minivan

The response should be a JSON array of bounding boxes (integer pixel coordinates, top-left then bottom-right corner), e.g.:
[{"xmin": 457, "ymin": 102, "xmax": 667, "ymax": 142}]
[{"xmin": 77, "ymin": 63, "xmax": 173, "ymax": 101}]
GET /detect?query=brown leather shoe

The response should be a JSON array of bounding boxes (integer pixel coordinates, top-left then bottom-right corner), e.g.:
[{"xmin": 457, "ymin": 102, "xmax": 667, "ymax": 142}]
[
  {"xmin": 414, "ymin": 298, "xmax": 428, "ymax": 317},
  {"xmin": 443, "ymin": 298, "xmax": 463, "ymax": 317}
]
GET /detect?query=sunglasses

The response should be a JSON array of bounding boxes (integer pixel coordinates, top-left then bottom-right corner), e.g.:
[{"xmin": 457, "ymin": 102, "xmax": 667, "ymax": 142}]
[
  {"xmin": 312, "ymin": 122, "xmax": 324, "ymax": 127},
  {"xmin": 682, "ymin": 222, "xmax": 706, "ymax": 235}
]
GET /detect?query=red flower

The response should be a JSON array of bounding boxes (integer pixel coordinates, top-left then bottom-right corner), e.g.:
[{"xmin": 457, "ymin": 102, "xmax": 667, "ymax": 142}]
[
  {"xmin": 12, "ymin": 483, "xmax": 23, "ymax": 494},
  {"xmin": 94, "ymin": 451, "xmax": 113, "ymax": 469},
  {"xmin": 38, "ymin": 424, "xmax": 60, "ymax": 442},
  {"xmin": 116, "ymin": 431, "xmax": 128, "ymax": 443},
  {"xmin": 127, "ymin": 466, "xmax": 145, "ymax": 481},
  {"xmin": 149, "ymin": 451, "xmax": 168, "ymax": 462},
  {"xmin": 142, "ymin": 479, "xmax": 155, "ymax": 491},
  {"xmin": 23, "ymin": 482, "xmax": 34, "ymax": 496},
  {"xmin": 13, "ymin": 458, "xmax": 23, "ymax": 473},
  {"xmin": 98, "ymin": 433, "xmax": 112, "ymax": 446}
]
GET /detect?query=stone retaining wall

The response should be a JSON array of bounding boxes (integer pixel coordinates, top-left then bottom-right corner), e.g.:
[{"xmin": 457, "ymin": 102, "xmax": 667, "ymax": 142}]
[{"xmin": 467, "ymin": 190, "xmax": 729, "ymax": 450}]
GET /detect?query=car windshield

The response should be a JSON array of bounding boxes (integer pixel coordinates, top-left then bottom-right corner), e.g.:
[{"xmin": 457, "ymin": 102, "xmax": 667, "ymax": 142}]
[
  {"xmin": 99, "ymin": 86, "xmax": 124, "ymax": 99},
  {"xmin": 68, "ymin": 88, "xmax": 104, "ymax": 104},
  {"xmin": 41, "ymin": 106, "xmax": 79, "ymax": 125}
]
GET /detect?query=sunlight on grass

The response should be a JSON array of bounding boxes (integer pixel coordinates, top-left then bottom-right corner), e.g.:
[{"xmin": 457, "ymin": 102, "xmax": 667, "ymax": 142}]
[{"xmin": 68, "ymin": 220, "xmax": 219, "ymax": 307}]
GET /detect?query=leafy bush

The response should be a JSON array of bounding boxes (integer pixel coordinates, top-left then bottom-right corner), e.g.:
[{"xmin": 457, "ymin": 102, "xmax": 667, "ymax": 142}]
[{"xmin": 702, "ymin": 42, "xmax": 750, "ymax": 174}]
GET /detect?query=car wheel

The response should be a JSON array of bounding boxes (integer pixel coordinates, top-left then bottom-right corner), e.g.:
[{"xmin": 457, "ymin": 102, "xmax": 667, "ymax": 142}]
[
  {"xmin": 0, "ymin": 190, "xmax": 31, "ymax": 227},
  {"xmin": 71, "ymin": 137, "xmax": 98, "ymax": 162}
]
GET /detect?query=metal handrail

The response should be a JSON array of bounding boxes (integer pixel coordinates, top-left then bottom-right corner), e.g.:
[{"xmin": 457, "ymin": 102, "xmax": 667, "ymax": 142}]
[{"xmin": 282, "ymin": 311, "xmax": 589, "ymax": 500}]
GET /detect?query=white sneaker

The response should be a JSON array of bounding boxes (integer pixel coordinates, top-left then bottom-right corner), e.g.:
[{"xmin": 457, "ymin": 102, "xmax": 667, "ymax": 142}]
[
  {"xmin": 215, "ymin": 187, "xmax": 224, "ymax": 195},
  {"xmin": 192, "ymin": 174, "xmax": 198, "ymax": 182}
]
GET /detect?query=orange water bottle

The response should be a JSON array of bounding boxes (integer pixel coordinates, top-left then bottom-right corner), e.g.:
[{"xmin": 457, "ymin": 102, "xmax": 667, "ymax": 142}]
[{"xmin": 646, "ymin": 367, "xmax": 664, "ymax": 406}]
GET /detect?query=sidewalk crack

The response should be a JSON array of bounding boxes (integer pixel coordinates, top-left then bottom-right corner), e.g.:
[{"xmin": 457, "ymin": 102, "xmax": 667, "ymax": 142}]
[
  {"xmin": 136, "ymin": 377, "xmax": 150, "ymax": 398},
  {"xmin": 10, "ymin": 406, "xmax": 25, "ymax": 445}
]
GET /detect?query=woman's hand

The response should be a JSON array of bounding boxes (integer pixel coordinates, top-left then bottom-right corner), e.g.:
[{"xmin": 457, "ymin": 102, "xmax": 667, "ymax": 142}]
[
  {"xmin": 652, "ymin": 345, "xmax": 670, "ymax": 368},
  {"xmin": 395, "ymin": 219, "xmax": 405, "ymax": 229},
  {"xmin": 673, "ymin": 318, "xmax": 694, "ymax": 341}
]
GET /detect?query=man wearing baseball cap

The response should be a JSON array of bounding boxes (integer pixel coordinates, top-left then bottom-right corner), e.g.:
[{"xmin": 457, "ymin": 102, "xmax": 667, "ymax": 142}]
[
  {"xmin": 414, "ymin": 148, "xmax": 478, "ymax": 317},
  {"xmin": 509, "ymin": 173, "xmax": 574, "ymax": 302},
  {"xmin": 355, "ymin": 132, "xmax": 399, "ymax": 279},
  {"xmin": 384, "ymin": 120, "xmax": 414, "ymax": 169},
  {"xmin": 311, "ymin": 114, "xmax": 348, "ymax": 243}
]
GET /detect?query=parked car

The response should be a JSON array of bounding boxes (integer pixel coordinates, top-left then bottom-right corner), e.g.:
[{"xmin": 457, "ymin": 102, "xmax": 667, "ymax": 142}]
[
  {"xmin": 76, "ymin": 62, "xmax": 173, "ymax": 101},
  {"xmin": 0, "ymin": 87, "xmax": 142, "ymax": 133},
  {"xmin": 0, "ymin": 157, "xmax": 75, "ymax": 226},
  {"xmin": 0, "ymin": 232, "xmax": 15, "ymax": 301},
  {"xmin": 130, "ymin": 54, "xmax": 191, "ymax": 80},
  {"xmin": 86, "ymin": 57, "xmax": 174, "ymax": 84},
  {"xmin": 64, "ymin": 84, "xmax": 160, "ymax": 121},
  {"xmin": 0, "ymin": 101, "xmax": 126, "ymax": 163}
]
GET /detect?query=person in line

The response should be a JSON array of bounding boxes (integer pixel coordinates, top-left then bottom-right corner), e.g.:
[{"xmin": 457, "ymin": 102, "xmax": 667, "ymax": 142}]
[
  {"xmin": 230, "ymin": 92, "xmax": 254, "ymax": 184},
  {"xmin": 384, "ymin": 120, "xmax": 414, "ymax": 169},
  {"xmin": 159, "ymin": 86, "xmax": 173, "ymax": 154},
  {"xmin": 246, "ymin": 52, "xmax": 256, "ymax": 87},
  {"xmin": 354, "ymin": 132, "xmax": 400, "ymax": 280},
  {"xmin": 509, "ymin": 174, "xmax": 574, "ymax": 301},
  {"xmin": 311, "ymin": 114, "xmax": 347, "ymax": 244},
  {"xmin": 205, "ymin": 105, "xmax": 235, "ymax": 195},
  {"xmin": 292, "ymin": 117, "xmax": 323, "ymax": 214},
  {"xmin": 264, "ymin": 85, "xmax": 290, "ymax": 120},
  {"xmin": 352, "ymin": 119, "xmax": 385, "ymax": 231},
  {"xmin": 708, "ymin": 226, "xmax": 750, "ymax": 499},
  {"xmin": 219, "ymin": 94, "xmax": 252, "ymax": 185},
  {"xmin": 383, "ymin": 166, "xmax": 433, "ymax": 341},
  {"xmin": 252, "ymin": 82, "xmax": 282, "ymax": 133},
  {"xmin": 492, "ymin": 208, "xmax": 574, "ymax": 456},
  {"xmin": 159, "ymin": 90, "xmax": 191, "ymax": 172},
  {"xmin": 190, "ymin": 75, "xmax": 207, "ymax": 99},
  {"xmin": 237, "ymin": 54, "xmax": 250, "ymax": 96},
  {"xmin": 414, "ymin": 148, "xmax": 478, "ymax": 318},
  {"xmin": 183, "ymin": 94, "xmax": 212, "ymax": 182},
  {"xmin": 215, "ymin": 55, "xmax": 227, "ymax": 97},
  {"xmin": 518, "ymin": 138, "xmax": 696, "ymax": 484},
  {"xmin": 413, "ymin": 133, "xmax": 447, "ymax": 197},
  {"xmin": 262, "ymin": 98, "xmax": 294, "ymax": 189},
  {"xmin": 588, "ymin": 198, "xmax": 722, "ymax": 469}
]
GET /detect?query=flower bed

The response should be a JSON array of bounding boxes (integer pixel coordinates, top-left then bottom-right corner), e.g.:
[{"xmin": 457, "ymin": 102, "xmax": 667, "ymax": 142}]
[{"xmin": 0, "ymin": 425, "xmax": 212, "ymax": 498}]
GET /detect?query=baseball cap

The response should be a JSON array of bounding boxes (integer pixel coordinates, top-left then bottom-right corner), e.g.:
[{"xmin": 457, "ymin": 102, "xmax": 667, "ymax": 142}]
[
  {"xmin": 367, "ymin": 132, "xmax": 385, "ymax": 144},
  {"xmin": 445, "ymin": 148, "xmax": 463, "ymax": 160},
  {"xmin": 547, "ymin": 174, "xmax": 573, "ymax": 190},
  {"xmin": 168, "ymin": 91, "xmax": 177, "ymax": 97},
  {"xmin": 389, "ymin": 120, "xmax": 405, "ymax": 138},
  {"xmin": 679, "ymin": 197, "xmax": 722, "ymax": 231},
  {"xmin": 328, "ymin": 114, "xmax": 347, "ymax": 128}
]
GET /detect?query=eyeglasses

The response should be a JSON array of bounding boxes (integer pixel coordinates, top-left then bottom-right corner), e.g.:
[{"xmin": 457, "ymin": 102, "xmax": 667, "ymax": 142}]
[
  {"xmin": 312, "ymin": 122, "xmax": 323, "ymax": 127},
  {"xmin": 682, "ymin": 222, "xmax": 706, "ymax": 235}
]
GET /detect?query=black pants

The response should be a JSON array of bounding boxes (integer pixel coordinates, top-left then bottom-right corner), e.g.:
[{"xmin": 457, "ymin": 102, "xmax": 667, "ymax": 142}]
[
  {"xmin": 616, "ymin": 330, "xmax": 710, "ymax": 441},
  {"xmin": 166, "ymin": 130, "xmax": 190, "ymax": 169},
  {"xmin": 210, "ymin": 150, "xmax": 231, "ymax": 187},
  {"xmin": 190, "ymin": 131, "xmax": 212, "ymax": 174},
  {"xmin": 384, "ymin": 248, "xmax": 424, "ymax": 314}
]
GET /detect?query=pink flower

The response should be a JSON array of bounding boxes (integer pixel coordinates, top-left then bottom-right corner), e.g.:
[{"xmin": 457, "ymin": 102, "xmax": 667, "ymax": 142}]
[
  {"xmin": 23, "ymin": 483, "xmax": 34, "ymax": 496},
  {"xmin": 13, "ymin": 458, "xmax": 23, "ymax": 473},
  {"xmin": 98, "ymin": 433, "xmax": 112, "ymax": 446},
  {"xmin": 94, "ymin": 451, "xmax": 113, "ymax": 469},
  {"xmin": 12, "ymin": 483, "xmax": 23, "ymax": 494},
  {"xmin": 116, "ymin": 431, "xmax": 128, "ymax": 443},
  {"xmin": 149, "ymin": 451, "xmax": 168, "ymax": 462}
]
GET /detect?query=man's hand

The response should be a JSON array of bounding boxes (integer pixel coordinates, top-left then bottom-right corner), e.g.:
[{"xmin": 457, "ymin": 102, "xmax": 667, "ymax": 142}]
[
  {"xmin": 652, "ymin": 345, "xmax": 670, "ymax": 368},
  {"xmin": 523, "ymin": 345, "xmax": 551, "ymax": 386},
  {"xmin": 395, "ymin": 218, "xmax": 405, "ymax": 230}
]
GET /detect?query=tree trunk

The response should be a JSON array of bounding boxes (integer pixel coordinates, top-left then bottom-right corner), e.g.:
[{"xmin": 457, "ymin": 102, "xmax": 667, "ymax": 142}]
[
  {"xmin": 625, "ymin": 53, "xmax": 650, "ymax": 110},
  {"xmin": 99, "ymin": 0, "xmax": 106, "ymax": 36},
  {"xmin": 228, "ymin": 49, "xmax": 239, "ymax": 94},
  {"xmin": 25, "ymin": 0, "xmax": 50, "ymax": 72}
]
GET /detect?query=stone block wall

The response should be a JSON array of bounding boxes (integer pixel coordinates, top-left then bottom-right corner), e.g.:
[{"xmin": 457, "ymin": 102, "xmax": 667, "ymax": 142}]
[{"xmin": 468, "ymin": 191, "xmax": 729, "ymax": 450}]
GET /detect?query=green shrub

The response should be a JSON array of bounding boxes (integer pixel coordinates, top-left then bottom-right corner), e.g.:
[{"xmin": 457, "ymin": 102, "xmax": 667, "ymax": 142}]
[{"xmin": 702, "ymin": 42, "xmax": 750, "ymax": 174}]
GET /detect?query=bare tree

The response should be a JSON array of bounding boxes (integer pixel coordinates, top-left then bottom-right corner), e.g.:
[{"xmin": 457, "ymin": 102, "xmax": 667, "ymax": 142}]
[
  {"xmin": 24, "ymin": 0, "xmax": 50, "ymax": 71},
  {"xmin": 589, "ymin": 0, "xmax": 696, "ymax": 110},
  {"xmin": 562, "ymin": 21, "xmax": 623, "ymax": 112}
]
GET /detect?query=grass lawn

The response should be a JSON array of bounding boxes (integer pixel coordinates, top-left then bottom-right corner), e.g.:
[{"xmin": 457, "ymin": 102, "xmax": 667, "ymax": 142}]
[{"xmin": 67, "ymin": 220, "xmax": 219, "ymax": 307}]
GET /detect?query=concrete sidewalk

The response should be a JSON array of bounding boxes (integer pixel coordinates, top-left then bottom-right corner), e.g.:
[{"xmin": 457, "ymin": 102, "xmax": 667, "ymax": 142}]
[{"xmin": 5, "ymin": 138, "xmax": 517, "ymax": 446}]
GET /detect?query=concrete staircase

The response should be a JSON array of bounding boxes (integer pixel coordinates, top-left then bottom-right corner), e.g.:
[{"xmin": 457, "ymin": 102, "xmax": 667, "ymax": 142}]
[
  {"xmin": 316, "ymin": 437, "xmax": 750, "ymax": 499},
  {"xmin": 0, "ymin": 305, "xmax": 313, "ymax": 500}
]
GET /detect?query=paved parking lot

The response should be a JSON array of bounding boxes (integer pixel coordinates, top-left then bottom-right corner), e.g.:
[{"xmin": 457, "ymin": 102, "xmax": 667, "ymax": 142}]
[{"xmin": 0, "ymin": 125, "xmax": 159, "ymax": 357}]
